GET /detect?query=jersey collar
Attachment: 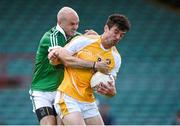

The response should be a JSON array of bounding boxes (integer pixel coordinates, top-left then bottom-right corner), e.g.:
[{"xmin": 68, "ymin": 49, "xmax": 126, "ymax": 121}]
[{"xmin": 56, "ymin": 24, "xmax": 67, "ymax": 41}]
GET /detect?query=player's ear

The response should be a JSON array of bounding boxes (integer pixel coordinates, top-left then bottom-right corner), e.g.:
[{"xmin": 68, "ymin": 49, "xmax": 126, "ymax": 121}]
[{"xmin": 104, "ymin": 25, "xmax": 109, "ymax": 32}]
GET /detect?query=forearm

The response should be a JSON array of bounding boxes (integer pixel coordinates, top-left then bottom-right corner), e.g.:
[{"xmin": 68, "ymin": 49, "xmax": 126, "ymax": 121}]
[
  {"xmin": 57, "ymin": 48, "xmax": 94, "ymax": 69},
  {"xmin": 106, "ymin": 80, "xmax": 117, "ymax": 97},
  {"xmin": 62, "ymin": 56, "xmax": 94, "ymax": 69},
  {"xmin": 49, "ymin": 47, "xmax": 109, "ymax": 72}
]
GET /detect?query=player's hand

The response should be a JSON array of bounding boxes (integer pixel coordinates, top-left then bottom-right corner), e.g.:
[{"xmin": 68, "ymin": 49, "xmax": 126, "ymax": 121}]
[
  {"xmin": 97, "ymin": 81, "xmax": 116, "ymax": 97},
  {"xmin": 48, "ymin": 49, "xmax": 58, "ymax": 60},
  {"xmin": 95, "ymin": 61, "xmax": 110, "ymax": 74},
  {"xmin": 84, "ymin": 29, "xmax": 98, "ymax": 35},
  {"xmin": 48, "ymin": 47, "xmax": 62, "ymax": 65}
]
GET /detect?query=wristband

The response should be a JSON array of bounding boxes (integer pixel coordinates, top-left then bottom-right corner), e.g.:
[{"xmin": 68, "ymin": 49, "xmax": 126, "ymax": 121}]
[{"xmin": 93, "ymin": 62, "xmax": 96, "ymax": 70}]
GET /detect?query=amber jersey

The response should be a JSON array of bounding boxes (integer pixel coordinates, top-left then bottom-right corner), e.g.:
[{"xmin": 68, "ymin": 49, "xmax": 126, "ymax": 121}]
[{"xmin": 58, "ymin": 35, "xmax": 121, "ymax": 102}]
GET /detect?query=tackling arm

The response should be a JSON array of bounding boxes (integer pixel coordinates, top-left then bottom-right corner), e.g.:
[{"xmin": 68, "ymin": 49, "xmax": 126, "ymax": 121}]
[{"xmin": 48, "ymin": 47, "xmax": 109, "ymax": 73}]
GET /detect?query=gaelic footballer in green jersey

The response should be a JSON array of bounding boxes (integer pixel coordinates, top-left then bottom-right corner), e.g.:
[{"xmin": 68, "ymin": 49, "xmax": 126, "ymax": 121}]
[{"xmin": 30, "ymin": 24, "xmax": 80, "ymax": 122}]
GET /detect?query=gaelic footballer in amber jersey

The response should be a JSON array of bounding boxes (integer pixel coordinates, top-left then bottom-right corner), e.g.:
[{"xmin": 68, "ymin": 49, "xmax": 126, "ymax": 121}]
[{"xmin": 58, "ymin": 35, "xmax": 121, "ymax": 102}]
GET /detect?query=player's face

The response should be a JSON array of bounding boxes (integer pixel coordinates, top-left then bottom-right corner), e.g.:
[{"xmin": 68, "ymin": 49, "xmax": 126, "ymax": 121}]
[
  {"xmin": 62, "ymin": 14, "xmax": 79, "ymax": 37},
  {"xmin": 105, "ymin": 25, "xmax": 126, "ymax": 47}
]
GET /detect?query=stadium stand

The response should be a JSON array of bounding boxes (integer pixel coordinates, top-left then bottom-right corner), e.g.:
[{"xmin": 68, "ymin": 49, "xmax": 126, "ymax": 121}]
[{"xmin": 0, "ymin": 0, "xmax": 179, "ymax": 124}]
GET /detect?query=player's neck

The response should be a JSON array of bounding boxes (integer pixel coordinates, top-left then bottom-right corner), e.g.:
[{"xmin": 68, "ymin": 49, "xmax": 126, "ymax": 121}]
[{"xmin": 100, "ymin": 35, "xmax": 110, "ymax": 50}]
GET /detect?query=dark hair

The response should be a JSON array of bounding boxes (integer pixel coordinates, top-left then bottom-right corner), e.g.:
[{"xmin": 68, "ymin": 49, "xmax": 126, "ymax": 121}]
[{"xmin": 106, "ymin": 14, "xmax": 131, "ymax": 31}]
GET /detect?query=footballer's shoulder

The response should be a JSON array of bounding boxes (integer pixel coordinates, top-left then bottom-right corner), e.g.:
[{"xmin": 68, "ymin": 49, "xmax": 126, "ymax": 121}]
[
  {"xmin": 67, "ymin": 34, "xmax": 98, "ymax": 46},
  {"xmin": 83, "ymin": 34, "xmax": 100, "ymax": 40},
  {"xmin": 112, "ymin": 46, "xmax": 119, "ymax": 53},
  {"xmin": 112, "ymin": 46, "xmax": 121, "ymax": 58}
]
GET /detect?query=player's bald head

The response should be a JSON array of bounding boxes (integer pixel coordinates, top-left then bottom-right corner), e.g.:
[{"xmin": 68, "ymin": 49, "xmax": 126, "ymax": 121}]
[
  {"xmin": 57, "ymin": 7, "xmax": 79, "ymax": 37},
  {"xmin": 57, "ymin": 7, "xmax": 79, "ymax": 23}
]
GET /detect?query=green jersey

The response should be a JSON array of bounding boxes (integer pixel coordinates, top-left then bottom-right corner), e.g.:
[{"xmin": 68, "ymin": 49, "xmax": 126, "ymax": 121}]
[{"xmin": 31, "ymin": 26, "xmax": 79, "ymax": 91}]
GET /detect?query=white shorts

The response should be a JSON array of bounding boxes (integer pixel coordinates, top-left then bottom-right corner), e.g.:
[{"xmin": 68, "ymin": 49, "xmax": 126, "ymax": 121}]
[
  {"xmin": 54, "ymin": 91, "xmax": 100, "ymax": 119},
  {"xmin": 29, "ymin": 89, "xmax": 57, "ymax": 112}
]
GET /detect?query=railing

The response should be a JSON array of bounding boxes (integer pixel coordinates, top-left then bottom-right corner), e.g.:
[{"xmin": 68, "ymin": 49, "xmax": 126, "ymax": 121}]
[{"xmin": 0, "ymin": 53, "xmax": 35, "ymax": 88}]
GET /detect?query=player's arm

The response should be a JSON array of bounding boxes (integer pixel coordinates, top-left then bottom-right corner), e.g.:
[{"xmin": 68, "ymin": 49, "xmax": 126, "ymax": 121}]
[
  {"xmin": 84, "ymin": 29, "xmax": 98, "ymax": 35},
  {"xmin": 48, "ymin": 47, "xmax": 109, "ymax": 73},
  {"xmin": 97, "ymin": 51, "xmax": 121, "ymax": 97},
  {"xmin": 96, "ymin": 74, "xmax": 117, "ymax": 97},
  {"xmin": 97, "ymin": 81, "xmax": 116, "ymax": 97},
  {"xmin": 96, "ymin": 75, "xmax": 117, "ymax": 97}
]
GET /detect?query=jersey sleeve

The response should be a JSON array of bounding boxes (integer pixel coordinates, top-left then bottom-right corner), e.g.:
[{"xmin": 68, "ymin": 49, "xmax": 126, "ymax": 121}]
[
  {"xmin": 49, "ymin": 30, "xmax": 66, "ymax": 48},
  {"xmin": 110, "ymin": 51, "xmax": 121, "ymax": 78},
  {"xmin": 64, "ymin": 36, "xmax": 97, "ymax": 55}
]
